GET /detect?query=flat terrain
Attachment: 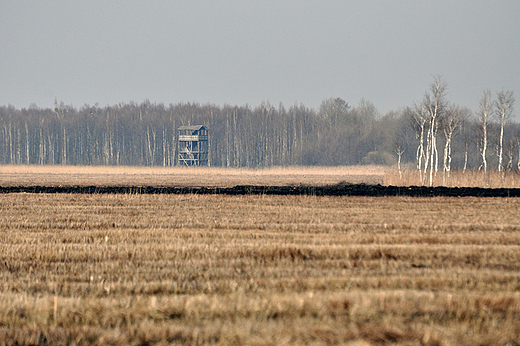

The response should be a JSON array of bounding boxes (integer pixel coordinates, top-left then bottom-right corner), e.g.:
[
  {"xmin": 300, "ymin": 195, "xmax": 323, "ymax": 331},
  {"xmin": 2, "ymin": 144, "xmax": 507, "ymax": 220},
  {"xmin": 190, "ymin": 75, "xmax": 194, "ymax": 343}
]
[
  {"xmin": 0, "ymin": 165, "xmax": 386, "ymax": 187},
  {"xmin": 0, "ymin": 193, "xmax": 519, "ymax": 345},
  {"xmin": 2, "ymin": 164, "xmax": 520, "ymax": 189}
]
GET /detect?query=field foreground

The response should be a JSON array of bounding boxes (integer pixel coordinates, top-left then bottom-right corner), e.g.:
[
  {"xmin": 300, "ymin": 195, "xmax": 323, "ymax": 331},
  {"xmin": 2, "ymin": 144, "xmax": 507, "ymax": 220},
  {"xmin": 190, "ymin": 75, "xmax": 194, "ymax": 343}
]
[{"xmin": 0, "ymin": 194, "xmax": 519, "ymax": 345}]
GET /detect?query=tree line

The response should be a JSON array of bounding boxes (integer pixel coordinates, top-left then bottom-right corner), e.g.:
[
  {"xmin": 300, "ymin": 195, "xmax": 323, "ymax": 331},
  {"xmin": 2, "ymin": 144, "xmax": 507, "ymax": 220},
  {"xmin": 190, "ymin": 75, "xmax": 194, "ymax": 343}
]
[
  {"xmin": 409, "ymin": 76, "xmax": 517, "ymax": 186},
  {"xmin": 0, "ymin": 77, "xmax": 516, "ymax": 178}
]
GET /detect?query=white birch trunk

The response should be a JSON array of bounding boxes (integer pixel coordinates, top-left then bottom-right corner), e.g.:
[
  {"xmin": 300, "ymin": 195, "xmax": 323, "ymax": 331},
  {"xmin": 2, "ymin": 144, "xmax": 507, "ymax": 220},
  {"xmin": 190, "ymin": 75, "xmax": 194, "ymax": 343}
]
[{"xmin": 25, "ymin": 122, "xmax": 30, "ymax": 164}]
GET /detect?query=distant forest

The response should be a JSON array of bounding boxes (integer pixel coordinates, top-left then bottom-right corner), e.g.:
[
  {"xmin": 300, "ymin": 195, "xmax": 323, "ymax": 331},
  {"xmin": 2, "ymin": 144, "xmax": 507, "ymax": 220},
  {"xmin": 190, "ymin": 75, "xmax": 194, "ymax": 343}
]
[{"xmin": 0, "ymin": 77, "xmax": 517, "ymax": 174}]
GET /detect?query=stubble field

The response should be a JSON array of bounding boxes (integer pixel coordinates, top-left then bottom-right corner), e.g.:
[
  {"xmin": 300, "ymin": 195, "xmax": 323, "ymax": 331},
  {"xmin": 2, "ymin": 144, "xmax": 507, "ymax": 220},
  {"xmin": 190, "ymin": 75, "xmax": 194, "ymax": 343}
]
[{"xmin": 0, "ymin": 165, "xmax": 520, "ymax": 345}]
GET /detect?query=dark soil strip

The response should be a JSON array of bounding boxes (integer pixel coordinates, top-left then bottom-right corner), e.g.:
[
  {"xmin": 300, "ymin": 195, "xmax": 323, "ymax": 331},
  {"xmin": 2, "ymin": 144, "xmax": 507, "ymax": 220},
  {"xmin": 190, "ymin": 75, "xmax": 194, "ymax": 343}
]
[{"xmin": 1, "ymin": 184, "xmax": 520, "ymax": 197}]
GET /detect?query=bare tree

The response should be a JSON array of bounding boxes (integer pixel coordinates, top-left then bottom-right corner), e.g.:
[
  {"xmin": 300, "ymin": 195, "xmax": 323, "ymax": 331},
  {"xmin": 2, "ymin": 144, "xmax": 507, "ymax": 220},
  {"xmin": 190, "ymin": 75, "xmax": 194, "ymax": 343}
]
[
  {"xmin": 354, "ymin": 98, "xmax": 379, "ymax": 131},
  {"xmin": 394, "ymin": 138, "xmax": 405, "ymax": 180},
  {"xmin": 459, "ymin": 114, "xmax": 472, "ymax": 174},
  {"xmin": 505, "ymin": 138, "xmax": 515, "ymax": 171},
  {"xmin": 409, "ymin": 105, "xmax": 428, "ymax": 175},
  {"xmin": 476, "ymin": 90, "xmax": 493, "ymax": 174},
  {"xmin": 420, "ymin": 75, "xmax": 448, "ymax": 186},
  {"xmin": 495, "ymin": 90, "xmax": 515, "ymax": 172},
  {"xmin": 517, "ymin": 134, "xmax": 520, "ymax": 172},
  {"xmin": 441, "ymin": 105, "xmax": 466, "ymax": 185},
  {"xmin": 318, "ymin": 97, "xmax": 351, "ymax": 130}
]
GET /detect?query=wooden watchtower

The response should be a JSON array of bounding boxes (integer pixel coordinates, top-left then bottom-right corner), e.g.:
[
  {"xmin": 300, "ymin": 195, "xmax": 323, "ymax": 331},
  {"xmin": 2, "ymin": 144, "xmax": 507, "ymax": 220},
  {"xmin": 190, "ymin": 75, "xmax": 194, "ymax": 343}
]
[{"xmin": 177, "ymin": 125, "xmax": 209, "ymax": 166}]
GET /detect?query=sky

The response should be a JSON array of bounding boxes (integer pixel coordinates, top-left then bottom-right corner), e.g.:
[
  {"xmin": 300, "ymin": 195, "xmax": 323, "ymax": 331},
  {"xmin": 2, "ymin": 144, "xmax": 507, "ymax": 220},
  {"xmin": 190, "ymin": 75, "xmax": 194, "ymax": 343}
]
[{"xmin": 1, "ymin": 1, "xmax": 519, "ymax": 115}]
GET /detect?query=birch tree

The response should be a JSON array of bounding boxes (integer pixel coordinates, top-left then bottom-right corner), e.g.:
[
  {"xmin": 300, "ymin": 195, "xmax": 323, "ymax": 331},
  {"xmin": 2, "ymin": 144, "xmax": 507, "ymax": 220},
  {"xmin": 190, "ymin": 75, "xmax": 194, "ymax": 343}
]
[
  {"xmin": 419, "ymin": 75, "xmax": 448, "ymax": 186},
  {"xmin": 476, "ymin": 90, "xmax": 493, "ymax": 174},
  {"xmin": 394, "ymin": 138, "xmax": 405, "ymax": 179},
  {"xmin": 495, "ymin": 90, "xmax": 515, "ymax": 171},
  {"xmin": 505, "ymin": 139, "xmax": 514, "ymax": 171},
  {"xmin": 441, "ymin": 105, "xmax": 466, "ymax": 185},
  {"xmin": 516, "ymin": 134, "xmax": 520, "ymax": 171},
  {"xmin": 410, "ymin": 105, "xmax": 428, "ymax": 174}
]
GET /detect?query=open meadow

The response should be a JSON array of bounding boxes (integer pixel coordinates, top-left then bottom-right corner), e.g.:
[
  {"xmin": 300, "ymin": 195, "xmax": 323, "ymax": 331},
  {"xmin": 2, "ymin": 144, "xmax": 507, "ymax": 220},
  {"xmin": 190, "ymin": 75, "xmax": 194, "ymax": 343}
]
[
  {"xmin": 0, "ymin": 165, "xmax": 520, "ymax": 345},
  {"xmin": 0, "ymin": 165, "xmax": 386, "ymax": 188},
  {"xmin": 1, "ymin": 164, "xmax": 520, "ymax": 189}
]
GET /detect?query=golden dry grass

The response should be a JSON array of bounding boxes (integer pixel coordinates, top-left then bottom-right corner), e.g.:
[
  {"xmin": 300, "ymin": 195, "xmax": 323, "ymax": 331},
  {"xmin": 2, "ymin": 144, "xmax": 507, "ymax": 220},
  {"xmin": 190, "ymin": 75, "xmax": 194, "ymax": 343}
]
[
  {"xmin": 0, "ymin": 165, "xmax": 387, "ymax": 187},
  {"xmin": 2, "ymin": 164, "xmax": 520, "ymax": 189},
  {"xmin": 385, "ymin": 168, "xmax": 520, "ymax": 188},
  {"xmin": 0, "ymin": 193, "xmax": 519, "ymax": 345}
]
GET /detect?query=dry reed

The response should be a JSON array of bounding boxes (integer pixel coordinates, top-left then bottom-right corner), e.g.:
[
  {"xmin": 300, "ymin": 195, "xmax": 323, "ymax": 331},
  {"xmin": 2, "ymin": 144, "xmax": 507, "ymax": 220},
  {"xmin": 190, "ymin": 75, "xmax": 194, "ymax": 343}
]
[{"xmin": 385, "ymin": 167, "xmax": 520, "ymax": 188}]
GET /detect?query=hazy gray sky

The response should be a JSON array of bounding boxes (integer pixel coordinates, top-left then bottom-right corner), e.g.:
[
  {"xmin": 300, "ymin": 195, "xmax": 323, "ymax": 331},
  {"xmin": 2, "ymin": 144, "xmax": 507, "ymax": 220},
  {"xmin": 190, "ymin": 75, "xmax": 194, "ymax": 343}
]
[{"xmin": 1, "ymin": 1, "xmax": 519, "ymax": 114}]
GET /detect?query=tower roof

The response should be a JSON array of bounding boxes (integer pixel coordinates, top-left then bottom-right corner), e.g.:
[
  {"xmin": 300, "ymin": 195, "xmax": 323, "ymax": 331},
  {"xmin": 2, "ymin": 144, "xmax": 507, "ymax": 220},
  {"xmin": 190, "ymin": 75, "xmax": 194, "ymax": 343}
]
[{"xmin": 177, "ymin": 125, "xmax": 206, "ymax": 131}]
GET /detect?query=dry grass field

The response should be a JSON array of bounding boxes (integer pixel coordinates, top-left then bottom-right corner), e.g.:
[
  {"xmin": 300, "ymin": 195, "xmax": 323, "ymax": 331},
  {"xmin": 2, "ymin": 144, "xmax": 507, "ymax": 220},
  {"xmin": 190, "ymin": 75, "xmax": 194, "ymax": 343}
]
[
  {"xmin": 1, "ymin": 164, "xmax": 520, "ymax": 189},
  {"xmin": 385, "ymin": 169, "xmax": 520, "ymax": 189},
  {"xmin": 1, "ymin": 165, "xmax": 520, "ymax": 345},
  {"xmin": 0, "ymin": 189, "xmax": 519, "ymax": 345},
  {"xmin": 0, "ymin": 165, "xmax": 386, "ymax": 188}
]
